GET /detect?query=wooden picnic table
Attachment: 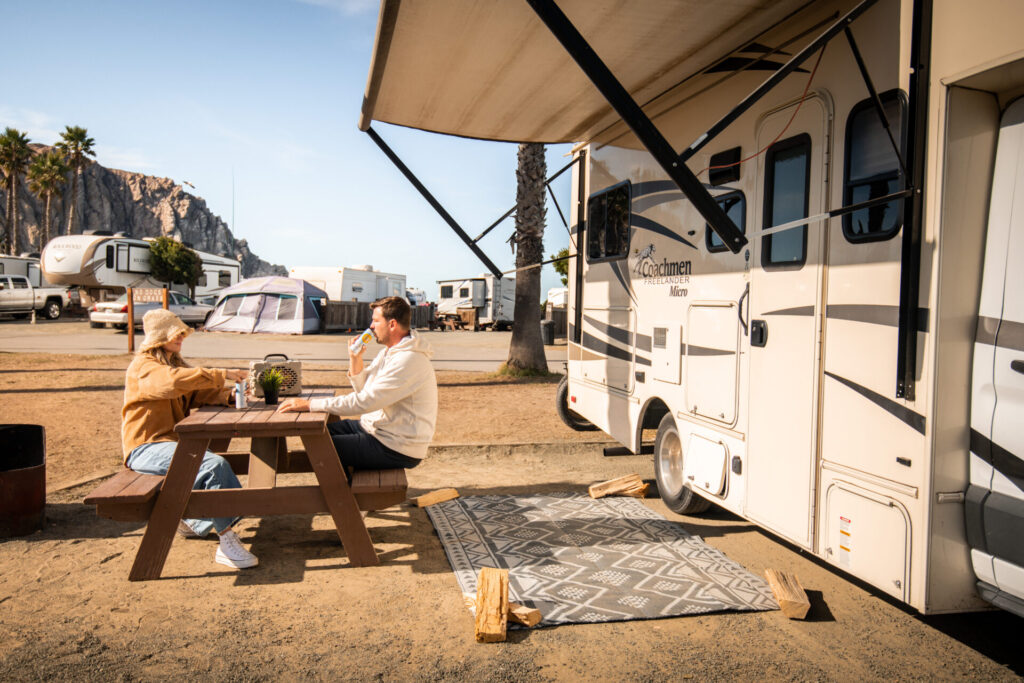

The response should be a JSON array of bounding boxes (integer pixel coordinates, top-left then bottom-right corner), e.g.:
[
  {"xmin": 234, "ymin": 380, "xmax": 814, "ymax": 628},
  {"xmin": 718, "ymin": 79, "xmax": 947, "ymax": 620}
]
[{"xmin": 127, "ymin": 389, "xmax": 380, "ymax": 580}]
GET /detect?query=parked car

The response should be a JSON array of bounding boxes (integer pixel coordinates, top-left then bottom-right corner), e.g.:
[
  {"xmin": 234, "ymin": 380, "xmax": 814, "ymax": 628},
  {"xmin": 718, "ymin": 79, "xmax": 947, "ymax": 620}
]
[
  {"xmin": 90, "ymin": 291, "xmax": 213, "ymax": 329},
  {"xmin": 0, "ymin": 275, "xmax": 71, "ymax": 320}
]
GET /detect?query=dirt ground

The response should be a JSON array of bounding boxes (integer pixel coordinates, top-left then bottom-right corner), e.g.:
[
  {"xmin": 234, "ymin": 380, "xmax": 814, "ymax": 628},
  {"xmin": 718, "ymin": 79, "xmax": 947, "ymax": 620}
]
[{"xmin": 1, "ymin": 352, "xmax": 1022, "ymax": 682}]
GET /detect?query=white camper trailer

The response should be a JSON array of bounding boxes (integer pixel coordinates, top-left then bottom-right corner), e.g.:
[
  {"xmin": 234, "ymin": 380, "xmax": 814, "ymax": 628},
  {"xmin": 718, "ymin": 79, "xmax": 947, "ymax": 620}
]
[
  {"xmin": 0, "ymin": 255, "xmax": 56, "ymax": 288},
  {"xmin": 436, "ymin": 274, "xmax": 514, "ymax": 329},
  {"xmin": 41, "ymin": 233, "xmax": 240, "ymax": 302},
  {"xmin": 359, "ymin": 0, "xmax": 1024, "ymax": 615},
  {"xmin": 288, "ymin": 265, "xmax": 406, "ymax": 303}
]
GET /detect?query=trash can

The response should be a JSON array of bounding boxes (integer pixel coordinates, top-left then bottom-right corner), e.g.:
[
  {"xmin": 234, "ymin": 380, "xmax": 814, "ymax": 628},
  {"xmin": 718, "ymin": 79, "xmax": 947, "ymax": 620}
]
[
  {"xmin": 0, "ymin": 424, "xmax": 46, "ymax": 537},
  {"xmin": 540, "ymin": 319, "xmax": 555, "ymax": 345}
]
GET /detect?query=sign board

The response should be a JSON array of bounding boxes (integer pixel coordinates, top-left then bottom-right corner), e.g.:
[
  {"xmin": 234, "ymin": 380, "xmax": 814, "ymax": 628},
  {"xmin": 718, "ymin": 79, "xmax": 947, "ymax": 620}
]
[
  {"xmin": 131, "ymin": 288, "xmax": 166, "ymax": 303},
  {"xmin": 126, "ymin": 287, "xmax": 168, "ymax": 354}
]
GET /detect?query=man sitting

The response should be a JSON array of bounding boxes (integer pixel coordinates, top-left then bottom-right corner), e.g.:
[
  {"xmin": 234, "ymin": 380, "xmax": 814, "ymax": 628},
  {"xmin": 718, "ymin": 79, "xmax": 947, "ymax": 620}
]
[{"xmin": 278, "ymin": 296, "xmax": 437, "ymax": 473}]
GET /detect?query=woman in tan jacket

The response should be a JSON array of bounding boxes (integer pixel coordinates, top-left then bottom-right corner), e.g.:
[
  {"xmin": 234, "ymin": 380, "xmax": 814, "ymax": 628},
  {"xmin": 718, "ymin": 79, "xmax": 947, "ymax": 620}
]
[{"xmin": 122, "ymin": 308, "xmax": 257, "ymax": 569}]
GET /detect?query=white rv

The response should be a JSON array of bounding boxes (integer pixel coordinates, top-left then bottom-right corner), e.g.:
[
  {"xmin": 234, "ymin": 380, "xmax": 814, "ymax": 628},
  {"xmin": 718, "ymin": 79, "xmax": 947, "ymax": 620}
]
[
  {"xmin": 0, "ymin": 255, "xmax": 56, "ymax": 288},
  {"xmin": 288, "ymin": 265, "xmax": 406, "ymax": 303},
  {"xmin": 436, "ymin": 274, "xmax": 514, "ymax": 329},
  {"xmin": 359, "ymin": 0, "xmax": 1024, "ymax": 615},
  {"xmin": 41, "ymin": 233, "xmax": 240, "ymax": 302}
]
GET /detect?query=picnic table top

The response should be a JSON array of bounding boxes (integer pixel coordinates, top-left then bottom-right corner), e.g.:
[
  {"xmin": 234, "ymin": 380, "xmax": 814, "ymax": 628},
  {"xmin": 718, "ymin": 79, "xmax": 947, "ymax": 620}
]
[{"xmin": 175, "ymin": 388, "xmax": 336, "ymax": 437}]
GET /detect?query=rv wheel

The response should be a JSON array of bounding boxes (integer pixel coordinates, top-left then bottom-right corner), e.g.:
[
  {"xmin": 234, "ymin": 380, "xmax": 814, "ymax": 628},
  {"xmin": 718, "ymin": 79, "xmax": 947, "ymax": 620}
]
[
  {"xmin": 555, "ymin": 376, "xmax": 597, "ymax": 431},
  {"xmin": 654, "ymin": 414, "xmax": 711, "ymax": 515}
]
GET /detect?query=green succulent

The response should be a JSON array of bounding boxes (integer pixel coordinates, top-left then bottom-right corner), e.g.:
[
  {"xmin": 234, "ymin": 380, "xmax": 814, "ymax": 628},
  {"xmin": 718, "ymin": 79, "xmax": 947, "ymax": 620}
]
[{"xmin": 258, "ymin": 367, "xmax": 285, "ymax": 392}]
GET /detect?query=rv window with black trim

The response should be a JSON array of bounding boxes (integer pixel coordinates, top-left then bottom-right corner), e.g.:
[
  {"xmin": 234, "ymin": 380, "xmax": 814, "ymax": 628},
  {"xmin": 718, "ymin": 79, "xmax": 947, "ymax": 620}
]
[
  {"xmin": 196, "ymin": 273, "xmax": 208, "ymax": 288},
  {"xmin": 459, "ymin": 287, "xmax": 469, "ymax": 297},
  {"xmin": 843, "ymin": 91, "xmax": 907, "ymax": 242},
  {"xmin": 762, "ymin": 134, "xmax": 811, "ymax": 269},
  {"xmin": 587, "ymin": 182, "xmax": 631, "ymax": 262},
  {"xmin": 706, "ymin": 191, "xmax": 746, "ymax": 253},
  {"xmin": 440, "ymin": 285, "xmax": 453, "ymax": 299},
  {"xmin": 219, "ymin": 271, "xmax": 232, "ymax": 288}
]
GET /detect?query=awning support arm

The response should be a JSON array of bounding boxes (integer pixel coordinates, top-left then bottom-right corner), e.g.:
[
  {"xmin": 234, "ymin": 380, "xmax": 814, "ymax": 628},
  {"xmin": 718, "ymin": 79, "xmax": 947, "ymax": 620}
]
[
  {"xmin": 679, "ymin": 0, "xmax": 881, "ymax": 164},
  {"xmin": 843, "ymin": 27, "xmax": 908, "ymax": 177},
  {"xmin": 365, "ymin": 126, "xmax": 504, "ymax": 279},
  {"xmin": 474, "ymin": 156, "xmax": 580, "ymax": 243},
  {"xmin": 525, "ymin": 0, "xmax": 747, "ymax": 253}
]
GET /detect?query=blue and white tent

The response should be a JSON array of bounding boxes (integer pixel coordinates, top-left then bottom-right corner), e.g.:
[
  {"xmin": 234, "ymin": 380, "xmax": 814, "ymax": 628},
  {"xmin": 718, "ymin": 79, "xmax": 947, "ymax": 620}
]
[{"xmin": 205, "ymin": 277, "xmax": 327, "ymax": 334}]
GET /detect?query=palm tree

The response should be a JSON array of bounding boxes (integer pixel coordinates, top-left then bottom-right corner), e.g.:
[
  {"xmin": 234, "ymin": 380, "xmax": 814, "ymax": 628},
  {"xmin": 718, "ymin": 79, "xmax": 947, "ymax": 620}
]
[
  {"xmin": 27, "ymin": 150, "xmax": 69, "ymax": 250},
  {"xmin": 504, "ymin": 142, "xmax": 548, "ymax": 373},
  {"xmin": 0, "ymin": 127, "xmax": 33, "ymax": 255},
  {"xmin": 56, "ymin": 125, "xmax": 95, "ymax": 236}
]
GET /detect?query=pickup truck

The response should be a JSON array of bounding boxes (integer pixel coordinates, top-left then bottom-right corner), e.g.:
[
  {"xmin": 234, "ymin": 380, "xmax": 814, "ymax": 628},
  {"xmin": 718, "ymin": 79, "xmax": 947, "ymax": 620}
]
[{"xmin": 0, "ymin": 275, "xmax": 71, "ymax": 320}]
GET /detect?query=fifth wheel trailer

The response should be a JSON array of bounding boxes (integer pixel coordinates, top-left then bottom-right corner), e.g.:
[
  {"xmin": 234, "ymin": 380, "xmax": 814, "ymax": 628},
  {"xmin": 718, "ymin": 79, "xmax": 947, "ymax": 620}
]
[{"xmin": 357, "ymin": 0, "xmax": 1024, "ymax": 615}]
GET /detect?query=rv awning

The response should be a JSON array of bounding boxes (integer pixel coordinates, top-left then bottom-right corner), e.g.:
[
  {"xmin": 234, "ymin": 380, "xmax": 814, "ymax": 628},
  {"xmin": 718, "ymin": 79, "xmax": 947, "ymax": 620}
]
[{"xmin": 359, "ymin": 0, "xmax": 816, "ymax": 144}]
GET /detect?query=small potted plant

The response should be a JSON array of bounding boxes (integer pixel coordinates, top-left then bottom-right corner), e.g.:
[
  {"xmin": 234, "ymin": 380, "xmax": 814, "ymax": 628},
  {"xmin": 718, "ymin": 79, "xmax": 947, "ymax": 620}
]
[{"xmin": 258, "ymin": 367, "xmax": 285, "ymax": 406}]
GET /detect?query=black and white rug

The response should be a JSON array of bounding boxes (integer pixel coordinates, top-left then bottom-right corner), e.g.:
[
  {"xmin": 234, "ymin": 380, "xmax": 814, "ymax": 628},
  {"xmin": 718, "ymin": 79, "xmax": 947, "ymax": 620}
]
[{"xmin": 426, "ymin": 492, "xmax": 778, "ymax": 627}]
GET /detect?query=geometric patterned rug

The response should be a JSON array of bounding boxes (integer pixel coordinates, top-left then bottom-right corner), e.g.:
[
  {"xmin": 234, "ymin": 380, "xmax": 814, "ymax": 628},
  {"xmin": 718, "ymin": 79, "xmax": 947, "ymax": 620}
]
[{"xmin": 426, "ymin": 492, "xmax": 778, "ymax": 627}]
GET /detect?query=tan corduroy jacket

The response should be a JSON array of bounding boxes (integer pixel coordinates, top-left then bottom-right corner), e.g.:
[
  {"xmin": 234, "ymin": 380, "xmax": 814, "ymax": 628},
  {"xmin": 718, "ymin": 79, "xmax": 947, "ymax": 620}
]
[{"xmin": 121, "ymin": 354, "xmax": 231, "ymax": 462}]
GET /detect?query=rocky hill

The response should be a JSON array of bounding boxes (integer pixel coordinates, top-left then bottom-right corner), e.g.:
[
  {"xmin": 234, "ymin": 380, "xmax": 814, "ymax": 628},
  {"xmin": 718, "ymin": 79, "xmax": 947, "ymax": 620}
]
[{"xmin": 1, "ymin": 145, "xmax": 285, "ymax": 277}]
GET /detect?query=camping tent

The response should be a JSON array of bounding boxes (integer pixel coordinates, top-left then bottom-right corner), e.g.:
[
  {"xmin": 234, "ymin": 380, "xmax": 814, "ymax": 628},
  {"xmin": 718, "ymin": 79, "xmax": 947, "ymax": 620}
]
[{"xmin": 205, "ymin": 277, "xmax": 327, "ymax": 334}]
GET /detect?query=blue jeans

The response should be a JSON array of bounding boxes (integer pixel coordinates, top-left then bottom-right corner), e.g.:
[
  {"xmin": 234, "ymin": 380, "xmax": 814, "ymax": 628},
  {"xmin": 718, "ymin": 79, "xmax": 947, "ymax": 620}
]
[
  {"xmin": 126, "ymin": 441, "xmax": 241, "ymax": 537},
  {"xmin": 327, "ymin": 419, "xmax": 422, "ymax": 475}
]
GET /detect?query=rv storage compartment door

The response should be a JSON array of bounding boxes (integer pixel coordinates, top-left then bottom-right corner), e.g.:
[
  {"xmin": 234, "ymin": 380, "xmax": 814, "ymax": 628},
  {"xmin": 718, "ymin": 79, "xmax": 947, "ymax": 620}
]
[
  {"xmin": 685, "ymin": 303, "xmax": 739, "ymax": 424},
  {"xmin": 581, "ymin": 307, "xmax": 633, "ymax": 392},
  {"xmin": 472, "ymin": 281, "xmax": 486, "ymax": 307},
  {"xmin": 652, "ymin": 324, "xmax": 682, "ymax": 384},
  {"xmin": 683, "ymin": 434, "xmax": 728, "ymax": 496},
  {"xmin": 825, "ymin": 482, "xmax": 909, "ymax": 601}
]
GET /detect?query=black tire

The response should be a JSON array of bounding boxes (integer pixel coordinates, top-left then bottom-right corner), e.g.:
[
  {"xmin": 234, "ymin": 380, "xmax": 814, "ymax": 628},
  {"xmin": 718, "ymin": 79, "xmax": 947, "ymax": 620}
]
[
  {"xmin": 89, "ymin": 321, "xmax": 104, "ymax": 329},
  {"xmin": 43, "ymin": 299, "xmax": 62, "ymax": 320},
  {"xmin": 555, "ymin": 375, "xmax": 598, "ymax": 431},
  {"xmin": 114, "ymin": 323, "xmax": 127, "ymax": 331},
  {"xmin": 11, "ymin": 313, "xmax": 29, "ymax": 320},
  {"xmin": 654, "ymin": 413, "xmax": 712, "ymax": 515}
]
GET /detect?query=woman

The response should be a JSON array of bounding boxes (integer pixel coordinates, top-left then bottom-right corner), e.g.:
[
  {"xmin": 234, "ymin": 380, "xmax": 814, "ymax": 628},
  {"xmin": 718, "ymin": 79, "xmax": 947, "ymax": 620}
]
[{"xmin": 121, "ymin": 308, "xmax": 257, "ymax": 569}]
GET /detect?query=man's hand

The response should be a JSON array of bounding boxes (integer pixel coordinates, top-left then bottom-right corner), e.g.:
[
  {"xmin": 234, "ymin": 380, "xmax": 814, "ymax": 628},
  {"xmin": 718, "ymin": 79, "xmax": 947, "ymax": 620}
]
[
  {"xmin": 277, "ymin": 397, "xmax": 311, "ymax": 413},
  {"xmin": 348, "ymin": 336, "xmax": 366, "ymax": 376},
  {"xmin": 225, "ymin": 369, "xmax": 248, "ymax": 383}
]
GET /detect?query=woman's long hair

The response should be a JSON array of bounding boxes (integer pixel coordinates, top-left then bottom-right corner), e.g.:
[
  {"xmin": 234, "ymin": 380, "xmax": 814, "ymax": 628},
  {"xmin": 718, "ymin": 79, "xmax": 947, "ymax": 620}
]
[{"xmin": 144, "ymin": 345, "xmax": 190, "ymax": 368}]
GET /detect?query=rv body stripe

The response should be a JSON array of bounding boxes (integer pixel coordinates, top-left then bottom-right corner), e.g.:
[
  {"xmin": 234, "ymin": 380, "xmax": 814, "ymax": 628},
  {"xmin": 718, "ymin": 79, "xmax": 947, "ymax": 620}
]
[
  {"xmin": 687, "ymin": 345, "xmax": 735, "ymax": 356},
  {"xmin": 582, "ymin": 314, "xmax": 652, "ymax": 351},
  {"xmin": 970, "ymin": 428, "xmax": 1024, "ymax": 487},
  {"xmin": 824, "ymin": 371, "xmax": 926, "ymax": 434},
  {"xmin": 826, "ymin": 304, "xmax": 929, "ymax": 332},
  {"xmin": 976, "ymin": 316, "xmax": 1024, "ymax": 352},
  {"xmin": 631, "ymin": 180, "xmax": 737, "ymax": 196},
  {"xmin": 608, "ymin": 261, "xmax": 639, "ymax": 305},
  {"xmin": 581, "ymin": 332, "xmax": 651, "ymax": 366},
  {"xmin": 964, "ymin": 485, "xmax": 1024, "ymax": 568},
  {"xmin": 762, "ymin": 305, "xmax": 815, "ymax": 316},
  {"xmin": 630, "ymin": 214, "xmax": 698, "ymax": 251}
]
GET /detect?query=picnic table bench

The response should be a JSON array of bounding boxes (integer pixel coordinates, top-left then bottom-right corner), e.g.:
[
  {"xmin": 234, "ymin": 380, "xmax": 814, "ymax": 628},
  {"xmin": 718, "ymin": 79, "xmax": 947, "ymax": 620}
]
[{"xmin": 84, "ymin": 389, "xmax": 408, "ymax": 580}]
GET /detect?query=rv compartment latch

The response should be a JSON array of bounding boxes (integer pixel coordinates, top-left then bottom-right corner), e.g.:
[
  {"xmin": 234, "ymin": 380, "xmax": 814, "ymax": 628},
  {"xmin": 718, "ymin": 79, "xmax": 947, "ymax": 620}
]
[{"xmin": 751, "ymin": 319, "xmax": 768, "ymax": 347}]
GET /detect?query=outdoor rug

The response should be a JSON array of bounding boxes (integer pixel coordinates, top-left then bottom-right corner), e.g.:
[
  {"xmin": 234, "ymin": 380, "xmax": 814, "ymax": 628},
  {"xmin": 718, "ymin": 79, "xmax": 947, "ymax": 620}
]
[{"xmin": 425, "ymin": 492, "xmax": 778, "ymax": 627}]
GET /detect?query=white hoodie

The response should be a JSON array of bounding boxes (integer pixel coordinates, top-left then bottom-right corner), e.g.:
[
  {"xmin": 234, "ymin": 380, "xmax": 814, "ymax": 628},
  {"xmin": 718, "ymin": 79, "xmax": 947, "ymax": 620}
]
[{"xmin": 309, "ymin": 332, "xmax": 437, "ymax": 459}]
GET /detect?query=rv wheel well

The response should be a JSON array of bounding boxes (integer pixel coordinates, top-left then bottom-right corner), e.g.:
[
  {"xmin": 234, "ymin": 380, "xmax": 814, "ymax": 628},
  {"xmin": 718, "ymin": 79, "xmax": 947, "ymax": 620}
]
[{"xmin": 637, "ymin": 398, "xmax": 670, "ymax": 450}]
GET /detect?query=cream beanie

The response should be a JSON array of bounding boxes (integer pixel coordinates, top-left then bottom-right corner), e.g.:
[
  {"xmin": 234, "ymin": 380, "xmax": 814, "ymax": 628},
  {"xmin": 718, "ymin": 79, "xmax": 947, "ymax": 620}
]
[{"xmin": 139, "ymin": 308, "xmax": 192, "ymax": 353}]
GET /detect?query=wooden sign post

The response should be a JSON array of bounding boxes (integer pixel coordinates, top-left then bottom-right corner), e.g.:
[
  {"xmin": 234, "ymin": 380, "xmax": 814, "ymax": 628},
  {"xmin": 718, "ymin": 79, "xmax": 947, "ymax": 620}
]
[{"xmin": 126, "ymin": 287, "xmax": 169, "ymax": 353}]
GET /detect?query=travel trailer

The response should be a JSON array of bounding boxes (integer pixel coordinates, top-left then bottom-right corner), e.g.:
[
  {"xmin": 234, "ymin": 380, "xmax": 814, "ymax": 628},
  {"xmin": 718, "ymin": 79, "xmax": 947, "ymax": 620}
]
[
  {"xmin": 358, "ymin": 0, "xmax": 1024, "ymax": 615},
  {"xmin": 40, "ymin": 233, "xmax": 240, "ymax": 303},
  {"xmin": 436, "ymin": 274, "xmax": 514, "ymax": 329},
  {"xmin": 0, "ymin": 255, "xmax": 57, "ymax": 288},
  {"xmin": 288, "ymin": 265, "xmax": 405, "ymax": 303}
]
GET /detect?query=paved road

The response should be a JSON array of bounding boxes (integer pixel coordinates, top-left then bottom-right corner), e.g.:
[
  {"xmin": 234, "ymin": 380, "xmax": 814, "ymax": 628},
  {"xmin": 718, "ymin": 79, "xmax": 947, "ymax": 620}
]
[{"xmin": 0, "ymin": 319, "xmax": 568, "ymax": 372}]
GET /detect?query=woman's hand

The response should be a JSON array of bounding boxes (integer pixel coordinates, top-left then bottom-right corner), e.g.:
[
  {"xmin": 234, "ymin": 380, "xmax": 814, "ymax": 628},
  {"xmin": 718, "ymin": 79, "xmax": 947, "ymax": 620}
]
[{"xmin": 225, "ymin": 369, "xmax": 248, "ymax": 383}]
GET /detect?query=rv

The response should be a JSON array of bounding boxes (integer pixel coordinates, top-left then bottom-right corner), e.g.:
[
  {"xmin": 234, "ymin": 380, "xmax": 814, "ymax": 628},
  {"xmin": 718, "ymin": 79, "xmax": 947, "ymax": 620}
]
[
  {"xmin": 41, "ymin": 233, "xmax": 240, "ymax": 303},
  {"xmin": 358, "ymin": 0, "xmax": 1024, "ymax": 615},
  {"xmin": 0, "ymin": 255, "xmax": 57, "ymax": 288},
  {"xmin": 288, "ymin": 265, "xmax": 406, "ymax": 303},
  {"xmin": 436, "ymin": 274, "xmax": 514, "ymax": 330}
]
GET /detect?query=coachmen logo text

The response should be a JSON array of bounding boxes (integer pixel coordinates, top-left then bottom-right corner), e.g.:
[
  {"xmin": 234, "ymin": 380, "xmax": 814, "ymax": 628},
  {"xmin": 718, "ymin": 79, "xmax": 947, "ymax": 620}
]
[{"xmin": 632, "ymin": 243, "xmax": 691, "ymax": 292}]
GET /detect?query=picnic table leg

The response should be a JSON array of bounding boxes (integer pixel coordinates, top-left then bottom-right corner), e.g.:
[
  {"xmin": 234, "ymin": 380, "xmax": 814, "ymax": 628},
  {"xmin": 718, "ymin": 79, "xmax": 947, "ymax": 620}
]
[
  {"xmin": 128, "ymin": 438, "xmax": 209, "ymax": 581},
  {"xmin": 248, "ymin": 436, "xmax": 278, "ymax": 488},
  {"xmin": 301, "ymin": 432, "xmax": 379, "ymax": 567}
]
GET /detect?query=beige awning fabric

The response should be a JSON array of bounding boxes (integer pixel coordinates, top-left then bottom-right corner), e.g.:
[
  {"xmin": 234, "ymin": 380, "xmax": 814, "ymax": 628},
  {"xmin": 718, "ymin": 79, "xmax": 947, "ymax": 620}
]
[{"xmin": 359, "ymin": 0, "xmax": 816, "ymax": 144}]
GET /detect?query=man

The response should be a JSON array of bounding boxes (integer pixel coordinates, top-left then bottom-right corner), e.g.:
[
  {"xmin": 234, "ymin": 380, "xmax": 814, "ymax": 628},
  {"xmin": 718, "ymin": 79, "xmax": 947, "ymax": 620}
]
[{"xmin": 278, "ymin": 296, "xmax": 437, "ymax": 472}]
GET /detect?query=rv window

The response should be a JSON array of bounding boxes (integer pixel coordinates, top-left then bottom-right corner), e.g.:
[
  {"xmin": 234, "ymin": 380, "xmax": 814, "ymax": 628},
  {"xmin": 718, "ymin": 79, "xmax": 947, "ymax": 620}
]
[
  {"xmin": 587, "ymin": 182, "xmax": 631, "ymax": 262},
  {"xmin": 706, "ymin": 191, "xmax": 746, "ymax": 253},
  {"xmin": 105, "ymin": 245, "xmax": 114, "ymax": 269},
  {"xmin": 219, "ymin": 271, "xmax": 232, "ymax": 287},
  {"xmin": 441, "ymin": 285, "xmax": 453, "ymax": 299},
  {"xmin": 459, "ymin": 287, "xmax": 469, "ymax": 297},
  {"xmin": 762, "ymin": 135, "xmax": 810, "ymax": 269},
  {"xmin": 222, "ymin": 295, "xmax": 243, "ymax": 316},
  {"xmin": 196, "ymin": 273, "xmax": 208, "ymax": 288},
  {"xmin": 844, "ymin": 91, "xmax": 906, "ymax": 242},
  {"xmin": 0, "ymin": 264, "xmax": 4, "ymax": 274}
]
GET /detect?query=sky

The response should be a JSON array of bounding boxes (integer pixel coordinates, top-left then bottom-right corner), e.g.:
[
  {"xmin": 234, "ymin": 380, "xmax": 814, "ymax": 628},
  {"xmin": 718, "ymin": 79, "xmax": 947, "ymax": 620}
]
[{"xmin": 0, "ymin": 0, "xmax": 574, "ymax": 299}]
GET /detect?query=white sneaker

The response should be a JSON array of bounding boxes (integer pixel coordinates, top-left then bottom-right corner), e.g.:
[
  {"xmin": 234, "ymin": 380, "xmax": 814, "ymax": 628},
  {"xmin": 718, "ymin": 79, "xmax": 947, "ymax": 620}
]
[
  {"xmin": 215, "ymin": 529, "xmax": 258, "ymax": 569},
  {"xmin": 177, "ymin": 520, "xmax": 200, "ymax": 538}
]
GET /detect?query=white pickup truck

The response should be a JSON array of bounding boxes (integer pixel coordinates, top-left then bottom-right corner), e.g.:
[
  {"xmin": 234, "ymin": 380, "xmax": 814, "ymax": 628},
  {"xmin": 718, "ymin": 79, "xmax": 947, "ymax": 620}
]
[{"xmin": 0, "ymin": 274, "xmax": 71, "ymax": 320}]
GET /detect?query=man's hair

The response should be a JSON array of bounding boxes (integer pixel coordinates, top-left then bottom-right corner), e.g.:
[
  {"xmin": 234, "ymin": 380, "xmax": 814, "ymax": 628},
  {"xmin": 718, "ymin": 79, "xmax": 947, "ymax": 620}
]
[{"xmin": 371, "ymin": 296, "xmax": 411, "ymax": 328}]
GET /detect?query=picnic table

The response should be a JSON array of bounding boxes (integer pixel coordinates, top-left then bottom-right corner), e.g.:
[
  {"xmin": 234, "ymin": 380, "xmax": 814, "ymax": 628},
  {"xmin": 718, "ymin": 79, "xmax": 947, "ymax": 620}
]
[{"xmin": 106, "ymin": 389, "xmax": 391, "ymax": 580}]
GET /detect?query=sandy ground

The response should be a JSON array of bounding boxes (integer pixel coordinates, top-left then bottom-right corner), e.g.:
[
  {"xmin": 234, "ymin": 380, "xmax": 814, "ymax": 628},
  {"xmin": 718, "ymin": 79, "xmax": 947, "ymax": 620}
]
[{"xmin": 1, "ymin": 352, "xmax": 1022, "ymax": 681}]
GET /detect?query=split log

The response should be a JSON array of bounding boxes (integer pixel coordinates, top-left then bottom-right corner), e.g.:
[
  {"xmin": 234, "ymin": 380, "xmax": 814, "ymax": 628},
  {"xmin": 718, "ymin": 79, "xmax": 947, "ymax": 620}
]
[
  {"xmin": 764, "ymin": 568, "xmax": 811, "ymax": 620},
  {"xmin": 414, "ymin": 488, "xmax": 460, "ymax": 507},
  {"xmin": 508, "ymin": 602, "xmax": 542, "ymax": 627},
  {"xmin": 474, "ymin": 567, "xmax": 509, "ymax": 643},
  {"xmin": 588, "ymin": 473, "xmax": 645, "ymax": 499}
]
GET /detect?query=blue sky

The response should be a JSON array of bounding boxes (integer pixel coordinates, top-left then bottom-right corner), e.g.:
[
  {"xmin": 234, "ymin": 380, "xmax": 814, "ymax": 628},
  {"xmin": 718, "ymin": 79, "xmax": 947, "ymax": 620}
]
[{"xmin": 1, "ymin": 0, "xmax": 573, "ymax": 298}]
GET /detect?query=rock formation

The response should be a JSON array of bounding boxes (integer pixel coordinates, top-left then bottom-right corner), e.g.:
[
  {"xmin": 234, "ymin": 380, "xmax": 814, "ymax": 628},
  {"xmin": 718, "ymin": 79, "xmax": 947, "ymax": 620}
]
[{"xmin": 0, "ymin": 144, "xmax": 285, "ymax": 277}]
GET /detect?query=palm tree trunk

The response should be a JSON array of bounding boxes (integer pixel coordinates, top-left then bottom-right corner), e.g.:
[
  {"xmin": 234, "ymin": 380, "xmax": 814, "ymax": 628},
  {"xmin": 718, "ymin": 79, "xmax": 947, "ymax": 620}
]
[
  {"xmin": 43, "ymin": 193, "xmax": 52, "ymax": 250},
  {"xmin": 10, "ymin": 177, "xmax": 19, "ymax": 255},
  {"xmin": 66, "ymin": 168, "xmax": 79, "ymax": 235},
  {"xmin": 3, "ymin": 179, "xmax": 12, "ymax": 254},
  {"xmin": 506, "ymin": 143, "xmax": 548, "ymax": 372}
]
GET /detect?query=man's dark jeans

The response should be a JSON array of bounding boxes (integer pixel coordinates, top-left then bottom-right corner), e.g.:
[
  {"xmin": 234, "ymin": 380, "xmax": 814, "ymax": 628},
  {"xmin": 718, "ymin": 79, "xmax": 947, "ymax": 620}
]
[{"xmin": 326, "ymin": 419, "xmax": 421, "ymax": 475}]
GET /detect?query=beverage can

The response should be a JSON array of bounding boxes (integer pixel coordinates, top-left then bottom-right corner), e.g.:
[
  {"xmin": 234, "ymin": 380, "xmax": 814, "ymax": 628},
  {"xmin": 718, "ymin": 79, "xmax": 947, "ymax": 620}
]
[
  {"xmin": 234, "ymin": 381, "xmax": 246, "ymax": 409},
  {"xmin": 350, "ymin": 328, "xmax": 374, "ymax": 353}
]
